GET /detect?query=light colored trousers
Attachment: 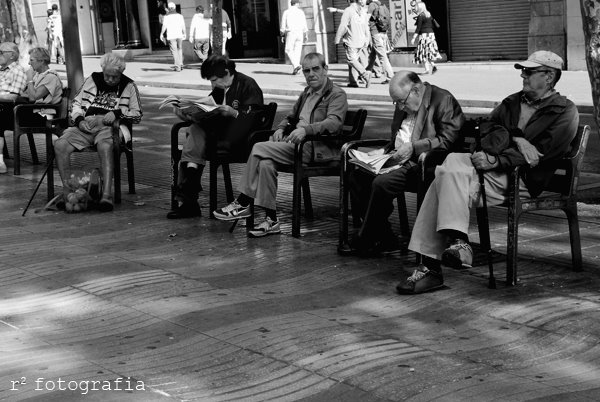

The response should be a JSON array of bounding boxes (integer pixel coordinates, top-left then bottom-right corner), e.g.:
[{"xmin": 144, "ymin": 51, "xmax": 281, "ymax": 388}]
[
  {"xmin": 168, "ymin": 38, "xmax": 183, "ymax": 67},
  {"xmin": 181, "ymin": 123, "xmax": 209, "ymax": 165},
  {"xmin": 285, "ymin": 30, "xmax": 304, "ymax": 69},
  {"xmin": 238, "ymin": 141, "xmax": 312, "ymax": 211},
  {"xmin": 345, "ymin": 45, "xmax": 368, "ymax": 85},
  {"xmin": 370, "ymin": 33, "xmax": 393, "ymax": 79},
  {"xmin": 408, "ymin": 153, "xmax": 527, "ymax": 260}
]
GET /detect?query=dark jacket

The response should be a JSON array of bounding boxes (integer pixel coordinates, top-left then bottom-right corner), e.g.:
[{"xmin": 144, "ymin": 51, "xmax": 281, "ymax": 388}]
[
  {"xmin": 384, "ymin": 83, "xmax": 465, "ymax": 163},
  {"xmin": 491, "ymin": 91, "xmax": 579, "ymax": 197},
  {"xmin": 210, "ymin": 71, "xmax": 263, "ymax": 111},
  {"xmin": 277, "ymin": 77, "xmax": 348, "ymax": 161}
]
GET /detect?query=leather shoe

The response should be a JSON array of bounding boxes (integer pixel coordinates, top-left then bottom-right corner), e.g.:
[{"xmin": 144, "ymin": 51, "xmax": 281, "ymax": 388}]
[
  {"xmin": 167, "ymin": 202, "xmax": 201, "ymax": 219},
  {"xmin": 396, "ymin": 266, "xmax": 444, "ymax": 294}
]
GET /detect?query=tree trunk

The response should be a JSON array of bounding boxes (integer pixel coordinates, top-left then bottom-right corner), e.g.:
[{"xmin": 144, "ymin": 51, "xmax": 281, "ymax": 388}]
[
  {"xmin": 580, "ymin": 0, "xmax": 600, "ymax": 130},
  {"xmin": 0, "ymin": 0, "xmax": 39, "ymax": 64},
  {"xmin": 212, "ymin": 0, "xmax": 224, "ymax": 56}
]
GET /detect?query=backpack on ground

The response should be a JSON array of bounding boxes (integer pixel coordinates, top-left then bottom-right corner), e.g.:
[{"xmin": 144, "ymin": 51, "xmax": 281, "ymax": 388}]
[{"xmin": 374, "ymin": 4, "xmax": 390, "ymax": 32}]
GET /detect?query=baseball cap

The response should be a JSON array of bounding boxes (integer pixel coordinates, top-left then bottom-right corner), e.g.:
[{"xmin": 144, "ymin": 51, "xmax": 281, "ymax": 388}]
[
  {"xmin": 168, "ymin": 2, "xmax": 176, "ymax": 9},
  {"xmin": 514, "ymin": 50, "xmax": 563, "ymax": 71}
]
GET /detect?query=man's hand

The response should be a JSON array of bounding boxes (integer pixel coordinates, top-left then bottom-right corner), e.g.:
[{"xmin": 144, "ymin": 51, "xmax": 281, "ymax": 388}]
[
  {"xmin": 471, "ymin": 151, "xmax": 497, "ymax": 171},
  {"xmin": 102, "ymin": 111, "xmax": 116, "ymax": 125},
  {"xmin": 174, "ymin": 107, "xmax": 191, "ymax": 122},
  {"xmin": 286, "ymin": 127, "xmax": 307, "ymax": 144},
  {"xmin": 513, "ymin": 137, "xmax": 543, "ymax": 167},
  {"xmin": 216, "ymin": 105, "xmax": 238, "ymax": 118},
  {"xmin": 391, "ymin": 142, "xmax": 413, "ymax": 164},
  {"xmin": 271, "ymin": 128, "xmax": 285, "ymax": 142}
]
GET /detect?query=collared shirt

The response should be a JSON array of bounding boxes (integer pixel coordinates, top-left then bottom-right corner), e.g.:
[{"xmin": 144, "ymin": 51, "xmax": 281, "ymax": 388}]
[
  {"xmin": 189, "ymin": 13, "xmax": 211, "ymax": 40},
  {"xmin": 297, "ymin": 87, "xmax": 324, "ymax": 127},
  {"xmin": 0, "ymin": 61, "xmax": 27, "ymax": 97},
  {"xmin": 394, "ymin": 113, "xmax": 417, "ymax": 149},
  {"xmin": 281, "ymin": 6, "xmax": 308, "ymax": 33},
  {"xmin": 335, "ymin": 3, "xmax": 369, "ymax": 48}
]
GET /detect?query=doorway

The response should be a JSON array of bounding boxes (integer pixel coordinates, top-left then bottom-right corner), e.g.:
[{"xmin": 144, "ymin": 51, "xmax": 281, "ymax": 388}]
[{"xmin": 224, "ymin": 0, "xmax": 280, "ymax": 58}]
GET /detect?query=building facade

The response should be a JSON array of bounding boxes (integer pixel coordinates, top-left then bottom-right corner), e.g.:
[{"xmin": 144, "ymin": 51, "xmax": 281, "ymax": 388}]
[{"xmin": 28, "ymin": 0, "xmax": 586, "ymax": 71}]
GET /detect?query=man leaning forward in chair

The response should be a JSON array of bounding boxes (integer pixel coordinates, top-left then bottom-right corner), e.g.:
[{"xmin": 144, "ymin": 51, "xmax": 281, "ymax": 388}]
[
  {"xmin": 167, "ymin": 55, "xmax": 263, "ymax": 219},
  {"xmin": 213, "ymin": 52, "xmax": 348, "ymax": 237},
  {"xmin": 397, "ymin": 51, "xmax": 579, "ymax": 294},
  {"xmin": 344, "ymin": 70, "xmax": 464, "ymax": 255},
  {"xmin": 54, "ymin": 53, "xmax": 142, "ymax": 212}
]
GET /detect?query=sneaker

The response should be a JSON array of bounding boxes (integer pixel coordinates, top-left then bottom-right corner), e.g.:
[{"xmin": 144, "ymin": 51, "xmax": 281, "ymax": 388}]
[
  {"xmin": 0, "ymin": 159, "xmax": 6, "ymax": 174},
  {"xmin": 213, "ymin": 200, "xmax": 251, "ymax": 221},
  {"xmin": 396, "ymin": 266, "xmax": 444, "ymax": 294},
  {"xmin": 248, "ymin": 217, "xmax": 281, "ymax": 238},
  {"xmin": 441, "ymin": 239, "xmax": 473, "ymax": 269},
  {"xmin": 380, "ymin": 79, "xmax": 390, "ymax": 85}
]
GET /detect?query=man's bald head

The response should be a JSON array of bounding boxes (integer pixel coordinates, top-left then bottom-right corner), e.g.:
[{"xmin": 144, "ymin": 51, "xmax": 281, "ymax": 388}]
[
  {"xmin": 389, "ymin": 71, "xmax": 421, "ymax": 97},
  {"xmin": 389, "ymin": 71, "xmax": 424, "ymax": 113}
]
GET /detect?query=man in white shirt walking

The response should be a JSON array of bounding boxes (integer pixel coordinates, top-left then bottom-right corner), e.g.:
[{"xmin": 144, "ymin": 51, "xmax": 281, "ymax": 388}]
[
  {"xmin": 280, "ymin": 0, "xmax": 308, "ymax": 75},
  {"xmin": 189, "ymin": 5, "xmax": 211, "ymax": 63},
  {"xmin": 160, "ymin": 2, "xmax": 186, "ymax": 71}
]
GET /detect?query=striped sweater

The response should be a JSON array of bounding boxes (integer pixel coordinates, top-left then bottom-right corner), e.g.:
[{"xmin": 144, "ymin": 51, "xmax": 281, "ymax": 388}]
[{"xmin": 70, "ymin": 72, "xmax": 142, "ymax": 126}]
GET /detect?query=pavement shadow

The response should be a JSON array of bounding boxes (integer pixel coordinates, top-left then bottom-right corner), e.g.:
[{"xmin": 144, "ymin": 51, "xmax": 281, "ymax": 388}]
[{"xmin": 252, "ymin": 70, "xmax": 297, "ymax": 77}]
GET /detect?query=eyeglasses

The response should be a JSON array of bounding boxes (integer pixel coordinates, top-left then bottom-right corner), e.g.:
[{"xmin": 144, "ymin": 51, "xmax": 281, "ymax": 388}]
[
  {"xmin": 393, "ymin": 87, "xmax": 414, "ymax": 107},
  {"xmin": 520, "ymin": 68, "xmax": 552, "ymax": 76}
]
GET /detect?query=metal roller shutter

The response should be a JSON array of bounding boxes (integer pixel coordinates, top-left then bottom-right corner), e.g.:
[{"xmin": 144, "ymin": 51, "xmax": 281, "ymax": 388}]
[{"xmin": 449, "ymin": 0, "xmax": 529, "ymax": 61}]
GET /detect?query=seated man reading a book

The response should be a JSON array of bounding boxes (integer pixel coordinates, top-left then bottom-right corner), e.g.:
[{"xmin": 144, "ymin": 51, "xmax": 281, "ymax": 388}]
[
  {"xmin": 167, "ymin": 55, "xmax": 263, "ymax": 219},
  {"xmin": 344, "ymin": 70, "xmax": 464, "ymax": 255},
  {"xmin": 398, "ymin": 51, "xmax": 578, "ymax": 294},
  {"xmin": 212, "ymin": 52, "xmax": 348, "ymax": 237}
]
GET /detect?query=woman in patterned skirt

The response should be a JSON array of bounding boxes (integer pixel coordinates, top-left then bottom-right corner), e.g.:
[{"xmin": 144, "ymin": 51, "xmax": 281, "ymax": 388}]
[{"xmin": 411, "ymin": 2, "xmax": 441, "ymax": 74}]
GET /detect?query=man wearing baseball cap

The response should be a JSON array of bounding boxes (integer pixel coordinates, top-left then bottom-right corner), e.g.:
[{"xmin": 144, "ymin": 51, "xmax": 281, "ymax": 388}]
[{"xmin": 396, "ymin": 50, "xmax": 579, "ymax": 294}]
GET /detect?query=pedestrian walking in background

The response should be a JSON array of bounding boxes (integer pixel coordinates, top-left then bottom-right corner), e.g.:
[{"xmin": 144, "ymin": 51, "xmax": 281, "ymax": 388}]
[
  {"xmin": 411, "ymin": 1, "xmax": 441, "ymax": 75},
  {"xmin": 49, "ymin": 4, "xmax": 64, "ymax": 64},
  {"xmin": 45, "ymin": 9, "xmax": 54, "ymax": 54},
  {"xmin": 189, "ymin": 6, "xmax": 211, "ymax": 63},
  {"xmin": 280, "ymin": 0, "xmax": 308, "ymax": 75},
  {"xmin": 335, "ymin": 0, "xmax": 371, "ymax": 88},
  {"xmin": 160, "ymin": 2, "xmax": 186, "ymax": 72},
  {"xmin": 367, "ymin": 0, "xmax": 394, "ymax": 84}
]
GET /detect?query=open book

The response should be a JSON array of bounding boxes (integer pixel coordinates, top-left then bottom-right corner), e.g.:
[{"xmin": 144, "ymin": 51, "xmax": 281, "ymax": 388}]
[
  {"xmin": 159, "ymin": 95, "xmax": 219, "ymax": 113},
  {"xmin": 348, "ymin": 149, "xmax": 402, "ymax": 175}
]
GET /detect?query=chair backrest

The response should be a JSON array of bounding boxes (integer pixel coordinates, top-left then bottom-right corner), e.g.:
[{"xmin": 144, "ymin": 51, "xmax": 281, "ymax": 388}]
[
  {"xmin": 57, "ymin": 87, "xmax": 71, "ymax": 119},
  {"xmin": 341, "ymin": 109, "xmax": 367, "ymax": 142},
  {"xmin": 545, "ymin": 124, "xmax": 590, "ymax": 196}
]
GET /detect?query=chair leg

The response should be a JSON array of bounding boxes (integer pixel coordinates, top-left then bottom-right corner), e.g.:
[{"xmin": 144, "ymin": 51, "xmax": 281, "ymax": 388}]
[
  {"xmin": 223, "ymin": 163, "xmax": 234, "ymax": 202},
  {"xmin": 27, "ymin": 133, "xmax": 40, "ymax": 165},
  {"xmin": 564, "ymin": 204, "xmax": 583, "ymax": 272},
  {"xmin": 291, "ymin": 172, "xmax": 303, "ymax": 238},
  {"xmin": 396, "ymin": 194, "xmax": 410, "ymax": 255},
  {"xmin": 301, "ymin": 178, "xmax": 313, "ymax": 219},
  {"xmin": 113, "ymin": 148, "xmax": 122, "ymax": 204},
  {"xmin": 506, "ymin": 208, "xmax": 520, "ymax": 287},
  {"xmin": 13, "ymin": 132, "xmax": 21, "ymax": 175},
  {"xmin": 171, "ymin": 152, "xmax": 181, "ymax": 210},
  {"xmin": 339, "ymin": 170, "xmax": 350, "ymax": 251},
  {"xmin": 209, "ymin": 161, "xmax": 218, "ymax": 218},
  {"xmin": 46, "ymin": 133, "xmax": 55, "ymax": 201},
  {"xmin": 126, "ymin": 150, "xmax": 135, "ymax": 194}
]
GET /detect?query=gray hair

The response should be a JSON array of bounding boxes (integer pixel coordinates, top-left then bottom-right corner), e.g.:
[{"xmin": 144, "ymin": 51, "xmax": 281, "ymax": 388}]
[
  {"xmin": 100, "ymin": 53, "xmax": 126, "ymax": 72},
  {"xmin": 29, "ymin": 47, "xmax": 51, "ymax": 65}
]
